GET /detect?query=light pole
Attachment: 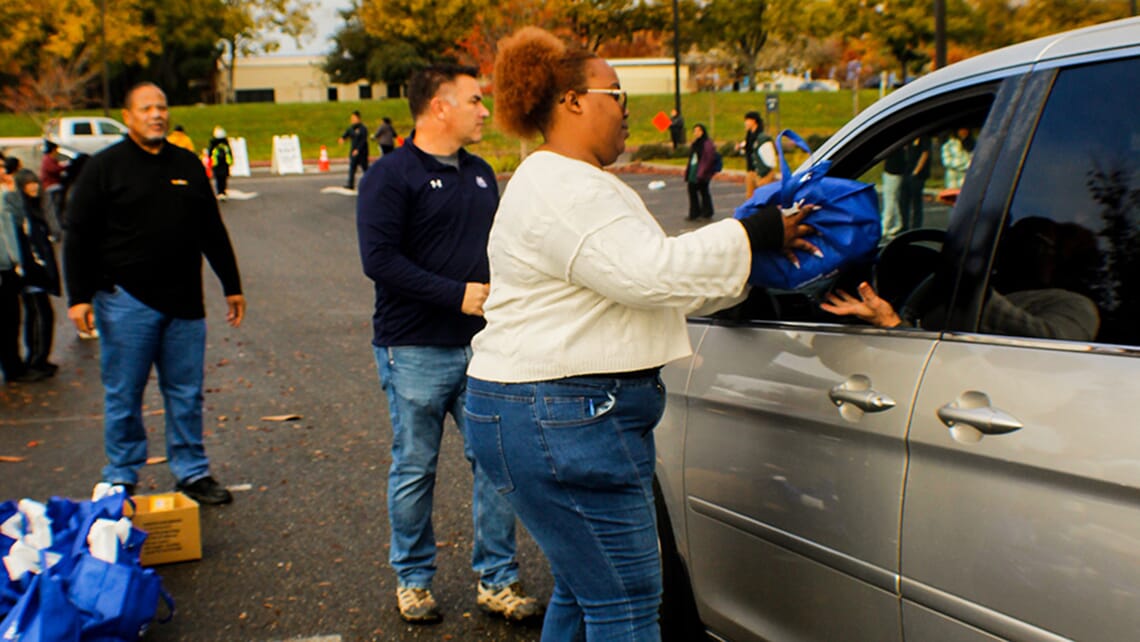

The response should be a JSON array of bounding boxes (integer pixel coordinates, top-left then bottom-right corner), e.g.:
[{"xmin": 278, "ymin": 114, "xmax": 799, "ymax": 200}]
[
  {"xmin": 101, "ymin": 0, "xmax": 109, "ymax": 115},
  {"xmin": 672, "ymin": 0, "xmax": 681, "ymax": 116}
]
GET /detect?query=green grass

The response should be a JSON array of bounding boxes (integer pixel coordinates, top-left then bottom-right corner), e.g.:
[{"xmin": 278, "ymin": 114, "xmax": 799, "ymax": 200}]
[{"xmin": 0, "ymin": 89, "xmax": 887, "ymax": 167}]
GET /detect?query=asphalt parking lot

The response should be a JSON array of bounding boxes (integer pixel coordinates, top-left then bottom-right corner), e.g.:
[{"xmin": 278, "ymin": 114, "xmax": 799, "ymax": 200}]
[{"xmin": 0, "ymin": 165, "xmax": 749, "ymax": 641}]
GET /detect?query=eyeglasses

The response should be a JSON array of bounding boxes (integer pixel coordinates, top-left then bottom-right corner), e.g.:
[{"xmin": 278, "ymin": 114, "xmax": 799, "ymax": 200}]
[{"xmin": 585, "ymin": 88, "xmax": 628, "ymax": 110}]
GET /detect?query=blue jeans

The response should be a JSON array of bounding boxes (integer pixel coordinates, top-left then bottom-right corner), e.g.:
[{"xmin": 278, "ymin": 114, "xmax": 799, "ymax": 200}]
[
  {"xmin": 94, "ymin": 287, "xmax": 210, "ymax": 485},
  {"xmin": 465, "ymin": 374, "xmax": 666, "ymax": 642},
  {"xmin": 373, "ymin": 345, "xmax": 520, "ymax": 590}
]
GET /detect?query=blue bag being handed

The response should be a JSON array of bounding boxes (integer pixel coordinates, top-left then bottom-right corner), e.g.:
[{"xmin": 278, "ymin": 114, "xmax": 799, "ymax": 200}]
[{"xmin": 735, "ymin": 130, "xmax": 881, "ymax": 290}]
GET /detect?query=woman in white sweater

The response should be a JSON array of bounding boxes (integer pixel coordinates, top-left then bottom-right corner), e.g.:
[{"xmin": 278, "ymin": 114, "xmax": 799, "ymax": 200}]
[{"xmin": 464, "ymin": 27, "xmax": 816, "ymax": 642}]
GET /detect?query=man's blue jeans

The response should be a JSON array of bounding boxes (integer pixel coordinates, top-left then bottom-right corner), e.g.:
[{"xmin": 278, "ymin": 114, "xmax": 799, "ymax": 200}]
[
  {"xmin": 94, "ymin": 287, "xmax": 210, "ymax": 486},
  {"xmin": 465, "ymin": 374, "xmax": 665, "ymax": 642},
  {"xmin": 373, "ymin": 345, "xmax": 520, "ymax": 590}
]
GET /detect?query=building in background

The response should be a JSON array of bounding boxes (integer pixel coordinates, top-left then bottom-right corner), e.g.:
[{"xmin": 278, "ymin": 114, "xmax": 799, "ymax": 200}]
[
  {"xmin": 609, "ymin": 58, "xmax": 692, "ymax": 95},
  {"xmin": 221, "ymin": 55, "xmax": 692, "ymax": 105},
  {"xmin": 219, "ymin": 55, "xmax": 390, "ymax": 104}
]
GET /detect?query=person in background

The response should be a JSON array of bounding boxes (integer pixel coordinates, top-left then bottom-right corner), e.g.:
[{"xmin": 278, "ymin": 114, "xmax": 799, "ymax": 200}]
[
  {"xmin": 208, "ymin": 126, "xmax": 233, "ymax": 201},
  {"xmin": 167, "ymin": 124, "xmax": 195, "ymax": 153},
  {"xmin": 901, "ymin": 135, "xmax": 931, "ymax": 229},
  {"xmin": 941, "ymin": 127, "xmax": 974, "ymax": 189},
  {"xmin": 39, "ymin": 140, "xmax": 68, "ymax": 236},
  {"xmin": 356, "ymin": 65, "xmax": 541, "ymax": 625},
  {"xmin": 686, "ymin": 123, "xmax": 717, "ymax": 220},
  {"xmin": 338, "ymin": 110, "xmax": 369, "ymax": 190},
  {"xmin": 465, "ymin": 26, "xmax": 817, "ymax": 641},
  {"xmin": 667, "ymin": 108, "xmax": 685, "ymax": 150},
  {"xmin": 373, "ymin": 116, "xmax": 398, "ymax": 156},
  {"xmin": 880, "ymin": 146, "xmax": 906, "ymax": 239},
  {"xmin": 64, "ymin": 82, "xmax": 245, "ymax": 504},
  {"xmin": 739, "ymin": 111, "xmax": 777, "ymax": 200},
  {"xmin": 0, "ymin": 156, "xmax": 42, "ymax": 384},
  {"xmin": 9, "ymin": 169, "xmax": 60, "ymax": 379}
]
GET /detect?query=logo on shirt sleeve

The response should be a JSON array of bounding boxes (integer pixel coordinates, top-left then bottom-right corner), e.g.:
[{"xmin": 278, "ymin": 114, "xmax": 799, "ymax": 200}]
[
  {"xmin": 429, "ymin": 178, "xmax": 443, "ymax": 189},
  {"xmin": 475, "ymin": 176, "xmax": 489, "ymax": 189}
]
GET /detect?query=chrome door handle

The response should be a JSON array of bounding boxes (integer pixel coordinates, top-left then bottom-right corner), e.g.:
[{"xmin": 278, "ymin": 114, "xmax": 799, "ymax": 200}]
[
  {"xmin": 829, "ymin": 375, "xmax": 896, "ymax": 421},
  {"xmin": 937, "ymin": 391, "xmax": 1023, "ymax": 443}
]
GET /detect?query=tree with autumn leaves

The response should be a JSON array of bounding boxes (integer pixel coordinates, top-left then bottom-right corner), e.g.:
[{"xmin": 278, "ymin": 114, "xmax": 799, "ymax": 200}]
[
  {"xmin": 0, "ymin": 0, "xmax": 312, "ymax": 114},
  {"xmin": 331, "ymin": 0, "xmax": 1133, "ymax": 94},
  {"xmin": 0, "ymin": 0, "xmax": 1132, "ymax": 114}
]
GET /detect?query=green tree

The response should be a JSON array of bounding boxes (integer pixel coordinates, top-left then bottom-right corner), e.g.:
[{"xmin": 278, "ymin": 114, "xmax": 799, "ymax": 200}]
[
  {"xmin": 323, "ymin": 4, "xmax": 384, "ymax": 85},
  {"xmin": 361, "ymin": 0, "xmax": 486, "ymax": 58},
  {"xmin": 554, "ymin": 0, "xmax": 667, "ymax": 52},
  {"xmin": 218, "ymin": 0, "xmax": 315, "ymax": 103},
  {"xmin": 354, "ymin": 0, "xmax": 488, "ymax": 88},
  {"xmin": 702, "ymin": 0, "xmax": 770, "ymax": 88},
  {"xmin": 130, "ymin": 0, "xmax": 228, "ymax": 105}
]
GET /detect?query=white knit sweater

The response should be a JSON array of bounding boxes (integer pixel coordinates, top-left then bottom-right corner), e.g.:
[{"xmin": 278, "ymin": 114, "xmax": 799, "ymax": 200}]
[{"xmin": 468, "ymin": 151, "xmax": 752, "ymax": 383}]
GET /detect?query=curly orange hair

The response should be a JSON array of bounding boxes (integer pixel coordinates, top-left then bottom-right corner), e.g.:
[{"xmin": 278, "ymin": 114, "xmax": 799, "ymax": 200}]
[{"xmin": 493, "ymin": 27, "xmax": 596, "ymax": 139}]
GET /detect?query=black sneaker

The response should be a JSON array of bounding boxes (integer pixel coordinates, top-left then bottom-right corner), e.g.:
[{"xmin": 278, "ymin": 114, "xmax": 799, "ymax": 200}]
[{"xmin": 176, "ymin": 476, "xmax": 233, "ymax": 505}]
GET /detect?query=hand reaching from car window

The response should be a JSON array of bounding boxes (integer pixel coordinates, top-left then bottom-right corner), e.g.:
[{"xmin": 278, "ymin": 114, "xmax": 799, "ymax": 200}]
[{"xmin": 820, "ymin": 281, "xmax": 902, "ymax": 327}]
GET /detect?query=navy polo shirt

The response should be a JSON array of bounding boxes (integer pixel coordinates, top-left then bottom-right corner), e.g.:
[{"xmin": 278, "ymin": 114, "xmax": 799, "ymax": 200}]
[{"xmin": 356, "ymin": 140, "xmax": 499, "ymax": 347}]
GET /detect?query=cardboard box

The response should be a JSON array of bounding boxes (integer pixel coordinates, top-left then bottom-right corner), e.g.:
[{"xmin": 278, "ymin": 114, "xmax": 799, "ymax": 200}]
[{"xmin": 126, "ymin": 492, "xmax": 202, "ymax": 566}]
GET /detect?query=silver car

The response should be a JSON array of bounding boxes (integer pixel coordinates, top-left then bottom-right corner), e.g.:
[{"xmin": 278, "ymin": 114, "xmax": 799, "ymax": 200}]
[{"xmin": 655, "ymin": 17, "xmax": 1140, "ymax": 642}]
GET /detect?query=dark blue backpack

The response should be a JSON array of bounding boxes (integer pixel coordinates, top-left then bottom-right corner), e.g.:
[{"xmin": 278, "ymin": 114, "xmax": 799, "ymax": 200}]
[{"xmin": 711, "ymin": 149, "xmax": 723, "ymax": 174}]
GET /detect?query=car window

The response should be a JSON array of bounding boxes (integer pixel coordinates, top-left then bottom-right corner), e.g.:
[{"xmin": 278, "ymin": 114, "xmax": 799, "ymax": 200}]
[
  {"xmin": 98, "ymin": 121, "xmax": 125, "ymax": 135},
  {"xmin": 982, "ymin": 56, "xmax": 1140, "ymax": 346},
  {"xmin": 72, "ymin": 122, "xmax": 93, "ymax": 135},
  {"xmin": 715, "ymin": 92, "xmax": 995, "ymax": 326}
]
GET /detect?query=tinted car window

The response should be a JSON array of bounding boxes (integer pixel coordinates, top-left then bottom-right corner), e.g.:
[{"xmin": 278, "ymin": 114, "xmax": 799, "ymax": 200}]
[
  {"xmin": 97, "ymin": 121, "xmax": 125, "ymax": 135},
  {"xmin": 988, "ymin": 56, "xmax": 1140, "ymax": 346},
  {"xmin": 72, "ymin": 122, "xmax": 93, "ymax": 135}
]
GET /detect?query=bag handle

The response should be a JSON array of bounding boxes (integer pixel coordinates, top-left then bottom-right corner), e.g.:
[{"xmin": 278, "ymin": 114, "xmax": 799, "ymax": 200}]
[
  {"xmin": 774, "ymin": 129, "xmax": 813, "ymax": 207},
  {"xmin": 157, "ymin": 586, "xmax": 176, "ymax": 623},
  {"xmin": 773, "ymin": 129, "xmax": 836, "ymax": 209}
]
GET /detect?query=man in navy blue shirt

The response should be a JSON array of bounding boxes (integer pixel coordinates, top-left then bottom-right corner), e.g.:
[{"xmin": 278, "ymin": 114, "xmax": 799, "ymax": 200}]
[{"xmin": 356, "ymin": 65, "xmax": 541, "ymax": 624}]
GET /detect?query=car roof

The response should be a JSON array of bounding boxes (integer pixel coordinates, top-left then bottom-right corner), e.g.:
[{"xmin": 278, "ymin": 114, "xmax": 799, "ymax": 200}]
[{"xmin": 809, "ymin": 16, "xmax": 1140, "ymax": 164}]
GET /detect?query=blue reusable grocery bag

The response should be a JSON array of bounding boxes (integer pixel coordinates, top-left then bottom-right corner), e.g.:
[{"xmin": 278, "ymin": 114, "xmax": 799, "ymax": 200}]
[
  {"xmin": 0, "ymin": 521, "xmax": 82, "ymax": 642},
  {"xmin": 735, "ymin": 130, "xmax": 881, "ymax": 289}
]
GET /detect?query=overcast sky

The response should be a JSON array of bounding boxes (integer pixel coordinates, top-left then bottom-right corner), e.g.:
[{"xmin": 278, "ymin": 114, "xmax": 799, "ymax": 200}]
[{"xmin": 271, "ymin": 1, "xmax": 350, "ymax": 56}]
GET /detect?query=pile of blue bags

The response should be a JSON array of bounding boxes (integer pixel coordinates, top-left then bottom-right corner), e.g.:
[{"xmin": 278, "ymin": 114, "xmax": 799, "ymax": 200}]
[{"xmin": 0, "ymin": 488, "xmax": 172, "ymax": 641}]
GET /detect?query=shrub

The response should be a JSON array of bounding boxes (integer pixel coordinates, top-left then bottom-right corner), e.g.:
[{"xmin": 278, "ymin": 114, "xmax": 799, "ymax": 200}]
[{"xmin": 630, "ymin": 143, "xmax": 674, "ymax": 161}]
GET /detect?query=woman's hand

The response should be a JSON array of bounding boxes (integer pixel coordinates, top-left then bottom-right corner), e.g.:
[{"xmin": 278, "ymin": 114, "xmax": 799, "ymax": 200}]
[{"xmin": 780, "ymin": 204, "xmax": 821, "ymax": 268}]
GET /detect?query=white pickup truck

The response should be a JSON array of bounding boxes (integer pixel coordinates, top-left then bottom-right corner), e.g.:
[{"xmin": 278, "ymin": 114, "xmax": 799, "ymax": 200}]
[{"xmin": 44, "ymin": 116, "xmax": 127, "ymax": 155}]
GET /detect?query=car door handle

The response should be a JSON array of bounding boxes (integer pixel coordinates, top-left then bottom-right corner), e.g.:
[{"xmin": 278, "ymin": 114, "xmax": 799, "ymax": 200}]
[
  {"xmin": 937, "ymin": 391, "xmax": 1023, "ymax": 443},
  {"xmin": 829, "ymin": 375, "xmax": 895, "ymax": 421}
]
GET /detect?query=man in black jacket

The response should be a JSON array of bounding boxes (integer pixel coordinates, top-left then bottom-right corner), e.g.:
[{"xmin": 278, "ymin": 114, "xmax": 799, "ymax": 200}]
[
  {"xmin": 339, "ymin": 110, "xmax": 370, "ymax": 190},
  {"xmin": 64, "ymin": 82, "xmax": 246, "ymax": 505}
]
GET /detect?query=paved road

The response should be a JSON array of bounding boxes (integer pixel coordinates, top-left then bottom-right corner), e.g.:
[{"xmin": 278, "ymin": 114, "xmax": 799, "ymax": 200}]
[{"xmin": 0, "ymin": 167, "xmax": 749, "ymax": 641}]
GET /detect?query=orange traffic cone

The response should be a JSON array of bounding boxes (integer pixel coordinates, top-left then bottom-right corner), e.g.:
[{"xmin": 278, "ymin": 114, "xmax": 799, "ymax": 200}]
[
  {"xmin": 318, "ymin": 145, "xmax": 330, "ymax": 172},
  {"xmin": 201, "ymin": 149, "xmax": 212, "ymax": 178}
]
